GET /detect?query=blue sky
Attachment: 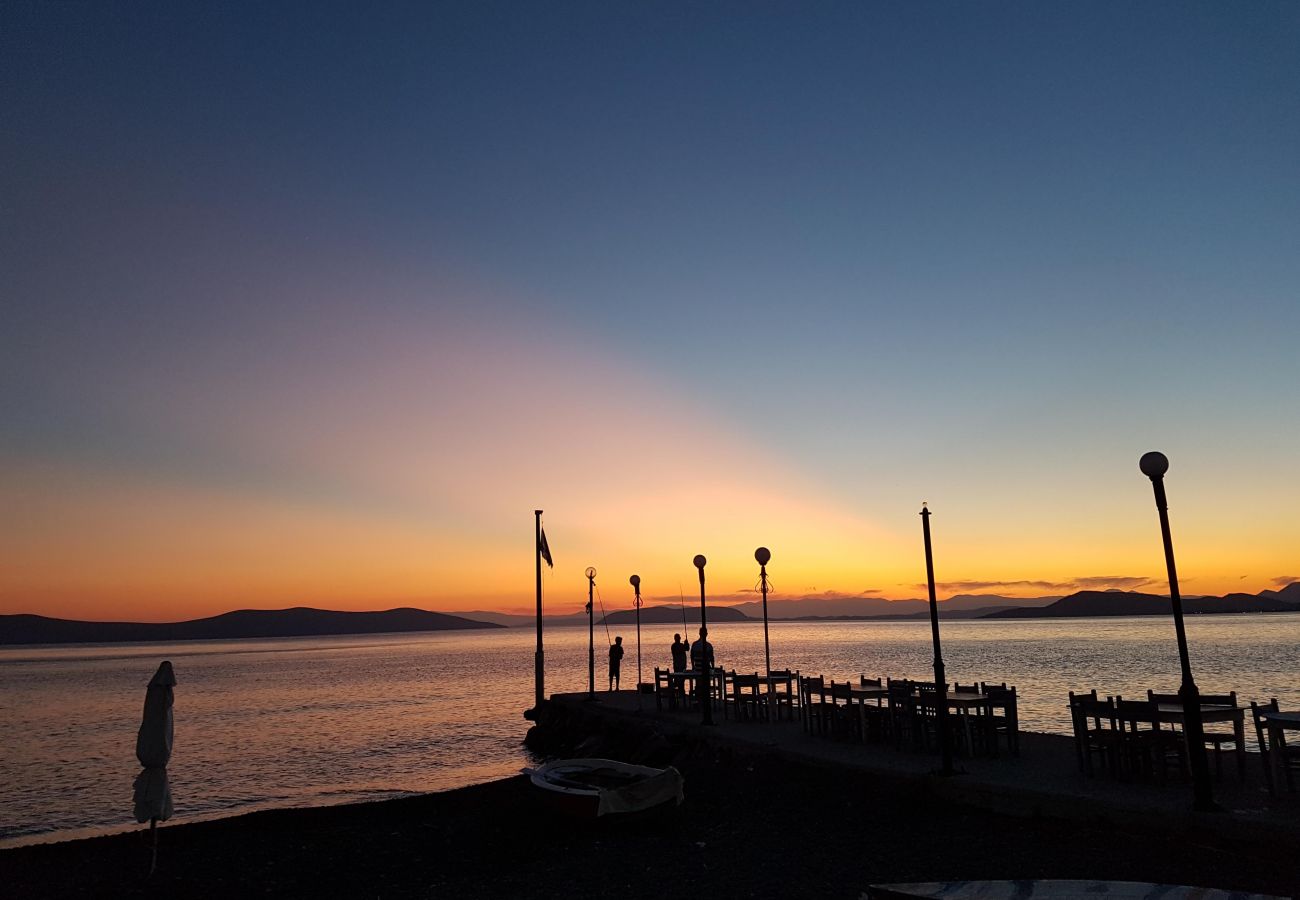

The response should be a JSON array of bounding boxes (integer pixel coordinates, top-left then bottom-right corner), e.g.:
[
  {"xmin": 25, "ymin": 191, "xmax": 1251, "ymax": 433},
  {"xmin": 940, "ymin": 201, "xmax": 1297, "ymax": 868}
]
[{"xmin": 3, "ymin": 2, "xmax": 1298, "ymax": 616}]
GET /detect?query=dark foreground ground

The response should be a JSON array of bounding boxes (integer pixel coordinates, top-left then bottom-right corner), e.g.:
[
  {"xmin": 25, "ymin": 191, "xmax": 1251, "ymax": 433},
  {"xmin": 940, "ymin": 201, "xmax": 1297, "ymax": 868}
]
[{"xmin": 3, "ymin": 753, "xmax": 1297, "ymax": 899}]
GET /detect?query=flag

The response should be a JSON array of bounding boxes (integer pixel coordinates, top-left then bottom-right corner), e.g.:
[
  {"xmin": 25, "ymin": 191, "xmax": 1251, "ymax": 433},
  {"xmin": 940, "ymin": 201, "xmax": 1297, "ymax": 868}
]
[{"xmin": 538, "ymin": 527, "xmax": 553, "ymax": 568}]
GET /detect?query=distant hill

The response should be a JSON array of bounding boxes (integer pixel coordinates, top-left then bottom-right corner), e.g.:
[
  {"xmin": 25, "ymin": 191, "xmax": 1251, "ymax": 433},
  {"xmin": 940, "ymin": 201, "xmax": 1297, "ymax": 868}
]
[
  {"xmin": 455, "ymin": 609, "xmax": 589, "ymax": 628},
  {"xmin": 982, "ymin": 588, "xmax": 1299, "ymax": 619},
  {"xmin": 0, "ymin": 607, "xmax": 502, "ymax": 645},
  {"xmin": 732, "ymin": 594, "xmax": 1060, "ymax": 620},
  {"xmin": 1261, "ymin": 582, "xmax": 1300, "ymax": 603},
  {"xmin": 600, "ymin": 604, "xmax": 751, "ymax": 626}
]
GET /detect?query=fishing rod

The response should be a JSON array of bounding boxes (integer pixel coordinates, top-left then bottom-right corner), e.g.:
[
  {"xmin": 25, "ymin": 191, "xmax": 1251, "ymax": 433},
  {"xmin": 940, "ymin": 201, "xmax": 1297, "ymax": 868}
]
[{"xmin": 596, "ymin": 582, "xmax": 612, "ymax": 646}]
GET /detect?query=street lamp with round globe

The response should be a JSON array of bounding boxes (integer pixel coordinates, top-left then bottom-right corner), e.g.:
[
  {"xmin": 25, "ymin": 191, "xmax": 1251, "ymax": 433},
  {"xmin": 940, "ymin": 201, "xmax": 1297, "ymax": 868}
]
[
  {"xmin": 1139, "ymin": 451, "xmax": 1170, "ymax": 479},
  {"xmin": 1137, "ymin": 450, "xmax": 1214, "ymax": 810},
  {"xmin": 691, "ymin": 554, "xmax": 712, "ymax": 725}
]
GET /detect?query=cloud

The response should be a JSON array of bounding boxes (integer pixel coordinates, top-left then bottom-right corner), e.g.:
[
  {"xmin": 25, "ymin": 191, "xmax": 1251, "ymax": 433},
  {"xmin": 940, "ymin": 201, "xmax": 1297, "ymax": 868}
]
[
  {"xmin": 1273, "ymin": 575, "xmax": 1300, "ymax": 587},
  {"xmin": 1070, "ymin": 575, "xmax": 1153, "ymax": 590}
]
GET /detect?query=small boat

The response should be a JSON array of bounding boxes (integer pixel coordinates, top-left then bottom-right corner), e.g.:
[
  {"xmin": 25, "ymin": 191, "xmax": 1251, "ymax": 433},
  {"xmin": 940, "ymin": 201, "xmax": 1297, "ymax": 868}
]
[
  {"xmin": 526, "ymin": 758, "xmax": 684, "ymax": 818},
  {"xmin": 866, "ymin": 882, "xmax": 1285, "ymax": 900}
]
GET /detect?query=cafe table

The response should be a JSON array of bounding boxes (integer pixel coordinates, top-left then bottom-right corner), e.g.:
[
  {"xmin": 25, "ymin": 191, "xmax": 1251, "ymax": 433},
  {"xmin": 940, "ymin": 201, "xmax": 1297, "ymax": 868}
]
[
  {"xmin": 1152, "ymin": 703, "xmax": 1247, "ymax": 779},
  {"xmin": 667, "ymin": 668, "xmax": 725, "ymax": 708}
]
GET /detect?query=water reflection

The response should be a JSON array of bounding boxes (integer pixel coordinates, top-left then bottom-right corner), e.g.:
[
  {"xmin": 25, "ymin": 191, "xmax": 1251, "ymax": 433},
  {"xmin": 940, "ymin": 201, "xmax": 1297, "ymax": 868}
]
[{"xmin": 2, "ymin": 615, "xmax": 1297, "ymax": 846}]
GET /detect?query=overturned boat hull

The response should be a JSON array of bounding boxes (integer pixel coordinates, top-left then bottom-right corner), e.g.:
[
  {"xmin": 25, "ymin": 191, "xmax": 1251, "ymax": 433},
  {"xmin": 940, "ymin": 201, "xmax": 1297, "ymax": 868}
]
[{"xmin": 528, "ymin": 758, "xmax": 684, "ymax": 818}]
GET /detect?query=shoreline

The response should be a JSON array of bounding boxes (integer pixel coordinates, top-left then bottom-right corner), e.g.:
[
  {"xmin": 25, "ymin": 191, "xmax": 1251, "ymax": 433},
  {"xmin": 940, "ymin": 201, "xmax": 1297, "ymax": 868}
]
[{"xmin": 3, "ymin": 755, "xmax": 1296, "ymax": 898}]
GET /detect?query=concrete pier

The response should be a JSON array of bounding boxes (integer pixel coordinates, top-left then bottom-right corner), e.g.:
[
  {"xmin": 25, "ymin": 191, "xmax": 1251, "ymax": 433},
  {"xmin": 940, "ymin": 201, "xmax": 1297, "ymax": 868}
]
[{"xmin": 531, "ymin": 691, "xmax": 1299, "ymax": 848}]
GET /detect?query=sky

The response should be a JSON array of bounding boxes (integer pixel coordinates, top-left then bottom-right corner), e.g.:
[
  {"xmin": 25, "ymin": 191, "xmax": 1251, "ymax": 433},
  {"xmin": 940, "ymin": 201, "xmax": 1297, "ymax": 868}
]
[{"xmin": 3, "ymin": 2, "xmax": 1298, "ymax": 621}]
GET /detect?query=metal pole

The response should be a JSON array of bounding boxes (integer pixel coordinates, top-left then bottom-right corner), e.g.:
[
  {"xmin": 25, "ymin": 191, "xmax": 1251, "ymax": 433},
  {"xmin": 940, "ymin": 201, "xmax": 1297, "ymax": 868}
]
[
  {"xmin": 533, "ymin": 510, "xmax": 544, "ymax": 712},
  {"xmin": 1140, "ymin": 451, "xmax": 1214, "ymax": 811},
  {"xmin": 921, "ymin": 504, "xmax": 955, "ymax": 776},
  {"xmin": 586, "ymin": 568, "xmax": 596, "ymax": 700},
  {"xmin": 755, "ymin": 546, "xmax": 772, "ymax": 675},
  {"xmin": 631, "ymin": 575, "xmax": 643, "ymax": 692},
  {"xmin": 694, "ymin": 555, "xmax": 713, "ymax": 725}
]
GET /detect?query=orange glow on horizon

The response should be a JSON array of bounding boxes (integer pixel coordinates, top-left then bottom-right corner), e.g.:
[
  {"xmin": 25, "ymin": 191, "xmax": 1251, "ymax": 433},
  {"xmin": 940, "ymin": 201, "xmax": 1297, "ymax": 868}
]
[{"xmin": 2, "ymin": 287, "xmax": 1295, "ymax": 624}]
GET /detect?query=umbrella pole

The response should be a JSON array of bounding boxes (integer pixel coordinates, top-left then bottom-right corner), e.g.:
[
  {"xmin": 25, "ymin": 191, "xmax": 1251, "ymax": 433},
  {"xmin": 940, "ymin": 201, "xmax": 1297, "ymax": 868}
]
[{"xmin": 149, "ymin": 817, "xmax": 158, "ymax": 876}]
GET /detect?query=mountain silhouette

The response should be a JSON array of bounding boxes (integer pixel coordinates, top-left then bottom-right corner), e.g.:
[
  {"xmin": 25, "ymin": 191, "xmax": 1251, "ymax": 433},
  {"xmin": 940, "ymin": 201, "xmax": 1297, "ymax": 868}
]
[
  {"xmin": 599, "ymin": 604, "xmax": 751, "ymax": 626},
  {"xmin": 0, "ymin": 607, "xmax": 502, "ymax": 645},
  {"xmin": 981, "ymin": 588, "xmax": 1298, "ymax": 619}
]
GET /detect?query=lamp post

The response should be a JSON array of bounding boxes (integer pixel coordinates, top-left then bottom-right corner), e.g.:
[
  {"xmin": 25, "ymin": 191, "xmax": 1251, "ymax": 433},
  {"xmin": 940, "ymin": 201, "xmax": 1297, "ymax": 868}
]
[
  {"xmin": 533, "ymin": 509, "xmax": 544, "ymax": 713},
  {"xmin": 755, "ymin": 547, "xmax": 772, "ymax": 675},
  {"xmin": 630, "ymin": 574, "xmax": 643, "ymax": 696},
  {"xmin": 1139, "ymin": 451, "xmax": 1214, "ymax": 811},
  {"xmin": 920, "ymin": 503, "xmax": 955, "ymax": 776},
  {"xmin": 585, "ymin": 566, "xmax": 597, "ymax": 701},
  {"xmin": 693, "ymin": 554, "xmax": 713, "ymax": 726}
]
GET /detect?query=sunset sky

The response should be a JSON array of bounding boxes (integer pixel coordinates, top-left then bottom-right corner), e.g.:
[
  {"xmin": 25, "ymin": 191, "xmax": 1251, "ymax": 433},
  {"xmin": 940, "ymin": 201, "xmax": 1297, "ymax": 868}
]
[{"xmin": 3, "ymin": 3, "xmax": 1298, "ymax": 622}]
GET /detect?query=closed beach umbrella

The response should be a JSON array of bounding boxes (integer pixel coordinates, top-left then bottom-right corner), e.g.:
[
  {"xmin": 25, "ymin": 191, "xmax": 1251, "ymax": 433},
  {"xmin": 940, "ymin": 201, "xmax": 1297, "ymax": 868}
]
[{"xmin": 132, "ymin": 660, "xmax": 176, "ymax": 874}]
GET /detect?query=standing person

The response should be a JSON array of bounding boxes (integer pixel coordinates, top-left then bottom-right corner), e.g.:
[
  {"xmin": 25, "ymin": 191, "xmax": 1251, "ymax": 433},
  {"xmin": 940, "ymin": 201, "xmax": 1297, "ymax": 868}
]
[
  {"xmin": 608, "ymin": 636, "xmax": 624, "ymax": 691},
  {"xmin": 690, "ymin": 627, "xmax": 714, "ymax": 672},
  {"xmin": 670, "ymin": 634, "xmax": 688, "ymax": 673}
]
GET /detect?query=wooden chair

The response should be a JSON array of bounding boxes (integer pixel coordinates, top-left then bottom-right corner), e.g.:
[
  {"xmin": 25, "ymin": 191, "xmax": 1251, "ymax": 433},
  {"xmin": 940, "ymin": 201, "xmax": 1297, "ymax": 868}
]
[
  {"xmin": 912, "ymin": 681, "xmax": 943, "ymax": 750},
  {"xmin": 800, "ymin": 676, "xmax": 831, "ymax": 736},
  {"xmin": 766, "ymin": 669, "xmax": 797, "ymax": 721},
  {"xmin": 720, "ymin": 670, "xmax": 737, "ymax": 720},
  {"xmin": 1069, "ymin": 691, "xmax": 1122, "ymax": 776},
  {"xmin": 981, "ymin": 682, "xmax": 1020, "ymax": 757},
  {"xmin": 730, "ymin": 672, "xmax": 766, "ymax": 722},
  {"xmin": 1114, "ymin": 697, "xmax": 1183, "ymax": 782},
  {"xmin": 1251, "ymin": 698, "xmax": 1300, "ymax": 794},
  {"xmin": 858, "ymin": 676, "xmax": 887, "ymax": 742},
  {"xmin": 829, "ymin": 681, "xmax": 861, "ymax": 742},
  {"xmin": 1196, "ymin": 691, "xmax": 1244, "ymax": 781},
  {"xmin": 654, "ymin": 667, "xmax": 677, "ymax": 712},
  {"xmin": 887, "ymin": 679, "xmax": 922, "ymax": 749}
]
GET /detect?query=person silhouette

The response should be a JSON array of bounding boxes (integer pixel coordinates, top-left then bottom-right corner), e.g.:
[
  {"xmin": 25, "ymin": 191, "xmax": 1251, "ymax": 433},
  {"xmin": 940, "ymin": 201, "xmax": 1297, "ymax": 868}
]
[
  {"xmin": 670, "ymin": 633, "xmax": 688, "ymax": 673},
  {"xmin": 608, "ymin": 636, "xmax": 624, "ymax": 691},
  {"xmin": 690, "ymin": 627, "xmax": 714, "ymax": 672}
]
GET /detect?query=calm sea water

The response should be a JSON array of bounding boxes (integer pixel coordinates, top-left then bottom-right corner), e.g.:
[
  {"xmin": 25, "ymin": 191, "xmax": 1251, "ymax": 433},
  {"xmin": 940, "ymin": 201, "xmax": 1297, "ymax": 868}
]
[{"xmin": 2, "ymin": 615, "xmax": 1297, "ymax": 848}]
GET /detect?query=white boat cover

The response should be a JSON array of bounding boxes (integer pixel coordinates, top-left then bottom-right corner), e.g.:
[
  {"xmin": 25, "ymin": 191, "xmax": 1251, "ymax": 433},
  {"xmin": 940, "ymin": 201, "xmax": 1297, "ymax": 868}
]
[
  {"xmin": 596, "ymin": 765, "xmax": 683, "ymax": 816},
  {"xmin": 531, "ymin": 758, "xmax": 684, "ymax": 816}
]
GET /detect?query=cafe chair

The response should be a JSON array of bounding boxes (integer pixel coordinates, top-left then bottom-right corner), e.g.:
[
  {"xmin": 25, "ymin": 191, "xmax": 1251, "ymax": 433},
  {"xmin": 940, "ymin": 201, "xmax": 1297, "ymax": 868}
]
[
  {"xmin": 981, "ymin": 682, "xmax": 1020, "ymax": 757},
  {"xmin": 1069, "ymin": 690, "xmax": 1122, "ymax": 777},
  {"xmin": 766, "ymin": 669, "xmax": 797, "ymax": 722},
  {"xmin": 1196, "ymin": 691, "xmax": 1244, "ymax": 781},
  {"xmin": 654, "ymin": 667, "xmax": 678, "ymax": 712},
  {"xmin": 1251, "ymin": 698, "xmax": 1300, "ymax": 794},
  {"xmin": 799, "ymin": 676, "xmax": 831, "ymax": 736}
]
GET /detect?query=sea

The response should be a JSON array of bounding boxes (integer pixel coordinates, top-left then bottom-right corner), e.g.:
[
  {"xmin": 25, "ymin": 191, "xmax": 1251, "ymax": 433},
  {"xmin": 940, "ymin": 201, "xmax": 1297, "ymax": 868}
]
[{"xmin": 2, "ymin": 614, "xmax": 1297, "ymax": 848}]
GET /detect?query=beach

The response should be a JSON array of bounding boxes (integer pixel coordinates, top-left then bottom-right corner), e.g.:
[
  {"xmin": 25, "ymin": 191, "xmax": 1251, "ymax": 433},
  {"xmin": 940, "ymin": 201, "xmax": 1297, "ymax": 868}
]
[{"xmin": 4, "ymin": 747, "xmax": 1296, "ymax": 899}]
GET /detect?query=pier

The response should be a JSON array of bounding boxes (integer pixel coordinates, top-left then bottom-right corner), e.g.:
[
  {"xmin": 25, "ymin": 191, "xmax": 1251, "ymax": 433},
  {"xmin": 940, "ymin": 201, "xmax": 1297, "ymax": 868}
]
[{"xmin": 530, "ymin": 690, "xmax": 1300, "ymax": 849}]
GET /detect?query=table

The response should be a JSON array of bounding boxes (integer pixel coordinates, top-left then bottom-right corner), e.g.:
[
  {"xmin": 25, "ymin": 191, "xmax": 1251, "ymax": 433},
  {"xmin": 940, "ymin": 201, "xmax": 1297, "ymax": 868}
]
[
  {"xmin": 929, "ymin": 692, "xmax": 993, "ymax": 755},
  {"xmin": 667, "ymin": 669, "xmax": 725, "ymax": 708},
  {"xmin": 830, "ymin": 684, "xmax": 994, "ymax": 756},
  {"xmin": 1152, "ymin": 703, "xmax": 1247, "ymax": 779}
]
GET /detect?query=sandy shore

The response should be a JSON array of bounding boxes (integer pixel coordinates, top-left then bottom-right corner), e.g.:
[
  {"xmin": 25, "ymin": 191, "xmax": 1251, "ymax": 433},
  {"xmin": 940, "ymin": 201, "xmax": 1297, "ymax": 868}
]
[{"xmin": 2, "ymin": 750, "xmax": 1296, "ymax": 899}]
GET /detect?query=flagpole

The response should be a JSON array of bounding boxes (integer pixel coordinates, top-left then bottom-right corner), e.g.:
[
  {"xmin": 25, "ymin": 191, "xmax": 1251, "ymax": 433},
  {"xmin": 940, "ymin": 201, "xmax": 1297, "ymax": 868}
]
[{"xmin": 533, "ymin": 510, "xmax": 544, "ymax": 712}]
